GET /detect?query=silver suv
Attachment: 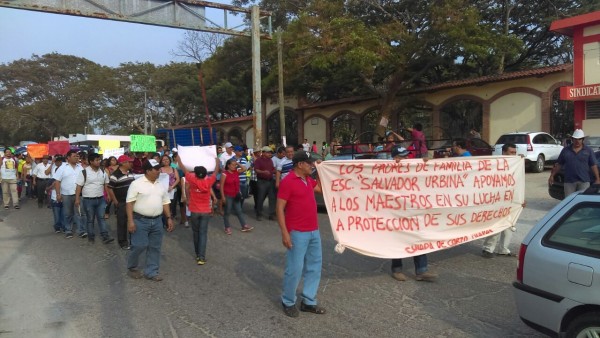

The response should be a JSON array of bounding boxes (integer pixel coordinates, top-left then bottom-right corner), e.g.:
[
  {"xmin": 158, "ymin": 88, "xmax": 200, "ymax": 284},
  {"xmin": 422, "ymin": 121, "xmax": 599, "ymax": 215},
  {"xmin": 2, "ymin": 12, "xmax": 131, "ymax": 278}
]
[
  {"xmin": 493, "ymin": 132, "xmax": 563, "ymax": 173},
  {"xmin": 513, "ymin": 187, "xmax": 600, "ymax": 337}
]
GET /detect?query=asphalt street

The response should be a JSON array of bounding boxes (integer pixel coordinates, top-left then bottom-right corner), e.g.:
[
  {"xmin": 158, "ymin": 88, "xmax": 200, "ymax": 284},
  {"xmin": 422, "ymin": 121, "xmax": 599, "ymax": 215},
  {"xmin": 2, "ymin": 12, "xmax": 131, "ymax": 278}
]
[{"xmin": 0, "ymin": 171, "xmax": 557, "ymax": 338}]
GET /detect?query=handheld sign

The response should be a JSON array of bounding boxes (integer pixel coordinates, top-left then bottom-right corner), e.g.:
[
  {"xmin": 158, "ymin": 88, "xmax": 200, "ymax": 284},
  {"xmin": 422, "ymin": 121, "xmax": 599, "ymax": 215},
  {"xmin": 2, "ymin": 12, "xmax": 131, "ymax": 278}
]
[
  {"xmin": 130, "ymin": 135, "xmax": 156, "ymax": 152},
  {"xmin": 316, "ymin": 156, "xmax": 525, "ymax": 258},
  {"xmin": 27, "ymin": 144, "xmax": 49, "ymax": 158},
  {"xmin": 48, "ymin": 141, "xmax": 70, "ymax": 156},
  {"xmin": 98, "ymin": 140, "xmax": 121, "ymax": 155},
  {"xmin": 177, "ymin": 145, "xmax": 217, "ymax": 172},
  {"xmin": 104, "ymin": 147, "xmax": 124, "ymax": 158}
]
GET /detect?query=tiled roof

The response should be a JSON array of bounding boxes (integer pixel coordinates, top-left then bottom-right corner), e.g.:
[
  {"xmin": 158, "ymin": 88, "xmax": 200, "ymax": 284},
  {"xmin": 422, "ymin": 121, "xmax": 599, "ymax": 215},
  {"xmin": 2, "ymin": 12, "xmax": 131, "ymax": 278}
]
[{"xmin": 411, "ymin": 63, "xmax": 573, "ymax": 93}]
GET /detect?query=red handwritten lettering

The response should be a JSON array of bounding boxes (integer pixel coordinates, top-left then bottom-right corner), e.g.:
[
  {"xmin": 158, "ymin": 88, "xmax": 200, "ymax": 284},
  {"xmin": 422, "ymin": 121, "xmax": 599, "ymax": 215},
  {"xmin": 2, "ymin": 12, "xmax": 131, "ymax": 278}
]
[
  {"xmin": 478, "ymin": 160, "xmax": 492, "ymax": 171},
  {"xmin": 503, "ymin": 190, "xmax": 514, "ymax": 201},
  {"xmin": 359, "ymin": 176, "xmax": 420, "ymax": 191},
  {"xmin": 371, "ymin": 162, "xmax": 410, "ymax": 174},
  {"xmin": 424, "ymin": 213, "xmax": 440, "ymax": 227},
  {"xmin": 424, "ymin": 175, "xmax": 465, "ymax": 188},
  {"xmin": 470, "ymin": 207, "xmax": 512, "ymax": 223},
  {"xmin": 339, "ymin": 163, "xmax": 363, "ymax": 175},
  {"xmin": 472, "ymin": 191, "xmax": 501, "ymax": 205},
  {"xmin": 446, "ymin": 236, "xmax": 468, "ymax": 247},
  {"xmin": 454, "ymin": 194, "xmax": 469, "ymax": 206},
  {"xmin": 472, "ymin": 173, "xmax": 515, "ymax": 188},
  {"xmin": 331, "ymin": 178, "xmax": 353, "ymax": 192},
  {"xmin": 405, "ymin": 242, "xmax": 434, "ymax": 254},
  {"xmin": 446, "ymin": 213, "xmax": 466, "ymax": 226},
  {"xmin": 495, "ymin": 158, "xmax": 509, "ymax": 171},
  {"xmin": 471, "ymin": 229, "xmax": 493, "ymax": 239},
  {"xmin": 433, "ymin": 161, "xmax": 472, "ymax": 172}
]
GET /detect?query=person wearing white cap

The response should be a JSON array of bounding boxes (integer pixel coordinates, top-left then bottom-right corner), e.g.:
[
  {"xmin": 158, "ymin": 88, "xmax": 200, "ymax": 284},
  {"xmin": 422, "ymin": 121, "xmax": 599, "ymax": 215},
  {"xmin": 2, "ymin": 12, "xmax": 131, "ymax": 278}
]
[
  {"xmin": 549, "ymin": 129, "xmax": 600, "ymax": 196},
  {"xmin": 220, "ymin": 142, "xmax": 235, "ymax": 168}
]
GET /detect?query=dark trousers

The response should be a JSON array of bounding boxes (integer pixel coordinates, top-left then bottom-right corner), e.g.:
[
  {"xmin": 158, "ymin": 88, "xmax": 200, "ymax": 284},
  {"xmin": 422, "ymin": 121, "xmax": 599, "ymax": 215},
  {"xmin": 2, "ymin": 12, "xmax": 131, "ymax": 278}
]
[
  {"xmin": 35, "ymin": 179, "xmax": 48, "ymax": 207},
  {"xmin": 116, "ymin": 201, "xmax": 129, "ymax": 247},
  {"xmin": 256, "ymin": 178, "xmax": 275, "ymax": 218}
]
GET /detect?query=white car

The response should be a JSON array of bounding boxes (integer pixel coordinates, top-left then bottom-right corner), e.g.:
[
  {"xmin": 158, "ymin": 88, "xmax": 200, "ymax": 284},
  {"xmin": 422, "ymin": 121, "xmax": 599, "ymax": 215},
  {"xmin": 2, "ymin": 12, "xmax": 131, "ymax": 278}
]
[
  {"xmin": 493, "ymin": 132, "xmax": 563, "ymax": 173},
  {"xmin": 513, "ymin": 188, "xmax": 600, "ymax": 337}
]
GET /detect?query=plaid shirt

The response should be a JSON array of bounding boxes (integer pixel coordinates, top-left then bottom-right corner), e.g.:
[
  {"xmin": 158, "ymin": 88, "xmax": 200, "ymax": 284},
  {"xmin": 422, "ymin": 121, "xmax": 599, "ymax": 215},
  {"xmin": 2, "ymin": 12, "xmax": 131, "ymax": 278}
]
[{"xmin": 250, "ymin": 157, "xmax": 257, "ymax": 181}]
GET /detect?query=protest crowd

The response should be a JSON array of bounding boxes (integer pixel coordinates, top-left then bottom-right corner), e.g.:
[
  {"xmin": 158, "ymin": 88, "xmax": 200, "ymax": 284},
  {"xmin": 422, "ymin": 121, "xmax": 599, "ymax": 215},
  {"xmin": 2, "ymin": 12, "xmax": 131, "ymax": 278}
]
[{"xmin": 4, "ymin": 126, "xmax": 578, "ymax": 318}]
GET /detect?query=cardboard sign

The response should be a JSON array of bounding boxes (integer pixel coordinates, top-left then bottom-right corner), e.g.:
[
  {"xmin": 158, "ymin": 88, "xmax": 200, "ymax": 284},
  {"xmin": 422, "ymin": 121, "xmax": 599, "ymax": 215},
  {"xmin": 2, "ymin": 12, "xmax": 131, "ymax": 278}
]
[
  {"xmin": 316, "ymin": 156, "xmax": 525, "ymax": 258},
  {"xmin": 27, "ymin": 144, "xmax": 49, "ymax": 158},
  {"xmin": 130, "ymin": 135, "xmax": 156, "ymax": 152},
  {"xmin": 177, "ymin": 145, "xmax": 217, "ymax": 172},
  {"xmin": 48, "ymin": 141, "xmax": 70, "ymax": 156},
  {"xmin": 98, "ymin": 140, "xmax": 121, "ymax": 155},
  {"xmin": 103, "ymin": 147, "xmax": 124, "ymax": 158}
]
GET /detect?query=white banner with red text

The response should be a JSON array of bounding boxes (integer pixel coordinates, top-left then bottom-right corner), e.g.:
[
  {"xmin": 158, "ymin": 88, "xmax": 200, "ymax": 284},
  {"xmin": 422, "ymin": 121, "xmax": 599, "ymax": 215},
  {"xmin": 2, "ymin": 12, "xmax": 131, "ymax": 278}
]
[{"xmin": 315, "ymin": 156, "xmax": 525, "ymax": 258}]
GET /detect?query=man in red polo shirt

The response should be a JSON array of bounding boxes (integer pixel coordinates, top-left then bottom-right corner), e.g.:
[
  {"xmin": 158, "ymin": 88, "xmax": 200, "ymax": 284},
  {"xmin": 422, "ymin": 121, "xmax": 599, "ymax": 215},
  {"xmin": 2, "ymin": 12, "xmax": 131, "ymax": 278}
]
[{"xmin": 276, "ymin": 150, "xmax": 325, "ymax": 318}]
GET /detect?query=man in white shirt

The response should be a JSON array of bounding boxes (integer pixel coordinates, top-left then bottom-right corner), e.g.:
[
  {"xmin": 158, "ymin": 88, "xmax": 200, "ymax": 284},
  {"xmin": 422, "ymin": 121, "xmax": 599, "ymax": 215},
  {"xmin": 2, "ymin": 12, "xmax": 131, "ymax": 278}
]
[
  {"xmin": 302, "ymin": 139, "xmax": 311, "ymax": 152},
  {"xmin": 126, "ymin": 159, "xmax": 174, "ymax": 282},
  {"xmin": 32, "ymin": 155, "xmax": 52, "ymax": 208},
  {"xmin": 75, "ymin": 153, "xmax": 113, "ymax": 244},
  {"xmin": 54, "ymin": 150, "xmax": 83, "ymax": 239},
  {"xmin": 219, "ymin": 142, "xmax": 235, "ymax": 168},
  {"xmin": 276, "ymin": 146, "xmax": 294, "ymax": 189}
]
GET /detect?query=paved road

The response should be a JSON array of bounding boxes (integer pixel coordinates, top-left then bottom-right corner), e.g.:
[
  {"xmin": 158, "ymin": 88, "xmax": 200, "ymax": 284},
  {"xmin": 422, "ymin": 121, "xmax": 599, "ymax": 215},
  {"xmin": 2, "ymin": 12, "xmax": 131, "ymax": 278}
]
[{"xmin": 0, "ymin": 171, "xmax": 557, "ymax": 337}]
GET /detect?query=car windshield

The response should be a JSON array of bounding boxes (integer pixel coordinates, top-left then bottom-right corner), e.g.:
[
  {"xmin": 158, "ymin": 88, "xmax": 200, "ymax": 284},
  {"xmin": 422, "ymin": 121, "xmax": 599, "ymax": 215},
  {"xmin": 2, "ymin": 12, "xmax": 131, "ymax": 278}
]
[
  {"xmin": 585, "ymin": 137, "xmax": 600, "ymax": 150},
  {"xmin": 496, "ymin": 134, "xmax": 528, "ymax": 144}
]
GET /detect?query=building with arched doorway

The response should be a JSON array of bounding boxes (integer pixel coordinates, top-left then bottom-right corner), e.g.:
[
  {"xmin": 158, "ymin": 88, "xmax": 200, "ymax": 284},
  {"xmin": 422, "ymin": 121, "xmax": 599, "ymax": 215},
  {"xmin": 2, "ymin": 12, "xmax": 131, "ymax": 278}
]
[{"xmin": 170, "ymin": 63, "xmax": 574, "ymax": 149}]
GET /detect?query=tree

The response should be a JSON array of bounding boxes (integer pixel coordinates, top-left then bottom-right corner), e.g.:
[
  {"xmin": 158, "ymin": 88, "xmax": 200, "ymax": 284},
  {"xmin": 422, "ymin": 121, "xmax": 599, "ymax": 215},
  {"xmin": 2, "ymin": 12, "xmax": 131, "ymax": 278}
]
[{"xmin": 0, "ymin": 53, "xmax": 108, "ymax": 143}]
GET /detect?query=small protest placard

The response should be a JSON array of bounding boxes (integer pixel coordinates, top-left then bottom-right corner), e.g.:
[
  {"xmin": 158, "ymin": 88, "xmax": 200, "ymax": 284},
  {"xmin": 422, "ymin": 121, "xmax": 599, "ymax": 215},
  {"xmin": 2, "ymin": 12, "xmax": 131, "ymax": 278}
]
[
  {"xmin": 27, "ymin": 144, "xmax": 49, "ymax": 158},
  {"xmin": 130, "ymin": 135, "xmax": 156, "ymax": 152},
  {"xmin": 48, "ymin": 141, "xmax": 70, "ymax": 156}
]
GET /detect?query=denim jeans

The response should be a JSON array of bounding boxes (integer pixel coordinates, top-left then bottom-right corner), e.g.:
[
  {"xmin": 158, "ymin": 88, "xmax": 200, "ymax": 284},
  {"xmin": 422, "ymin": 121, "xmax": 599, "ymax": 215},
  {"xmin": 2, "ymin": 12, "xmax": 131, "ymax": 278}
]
[
  {"xmin": 391, "ymin": 254, "xmax": 428, "ymax": 275},
  {"xmin": 239, "ymin": 182, "xmax": 248, "ymax": 208},
  {"xmin": 127, "ymin": 216, "xmax": 164, "ymax": 278},
  {"xmin": 190, "ymin": 212, "xmax": 210, "ymax": 260},
  {"xmin": 74, "ymin": 206, "xmax": 87, "ymax": 235},
  {"xmin": 62, "ymin": 194, "xmax": 76, "ymax": 234},
  {"xmin": 83, "ymin": 197, "xmax": 110, "ymax": 239},
  {"xmin": 52, "ymin": 200, "xmax": 65, "ymax": 232},
  {"xmin": 223, "ymin": 195, "xmax": 247, "ymax": 229},
  {"xmin": 256, "ymin": 179, "xmax": 275, "ymax": 218},
  {"xmin": 281, "ymin": 230, "xmax": 322, "ymax": 307}
]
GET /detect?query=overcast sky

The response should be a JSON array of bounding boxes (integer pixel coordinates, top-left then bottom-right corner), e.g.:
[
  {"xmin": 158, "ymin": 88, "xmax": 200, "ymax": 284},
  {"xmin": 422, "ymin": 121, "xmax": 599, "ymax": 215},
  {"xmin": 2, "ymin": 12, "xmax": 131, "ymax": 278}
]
[{"xmin": 0, "ymin": 1, "xmax": 247, "ymax": 67}]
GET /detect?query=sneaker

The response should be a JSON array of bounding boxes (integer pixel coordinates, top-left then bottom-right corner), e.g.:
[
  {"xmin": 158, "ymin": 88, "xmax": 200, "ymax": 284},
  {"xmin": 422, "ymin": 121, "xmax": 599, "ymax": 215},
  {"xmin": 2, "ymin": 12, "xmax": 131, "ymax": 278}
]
[
  {"xmin": 392, "ymin": 272, "xmax": 408, "ymax": 282},
  {"xmin": 184, "ymin": 221, "xmax": 190, "ymax": 228},
  {"xmin": 282, "ymin": 302, "xmax": 299, "ymax": 318},
  {"xmin": 241, "ymin": 225, "xmax": 254, "ymax": 232},
  {"xmin": 121, "ymin": 245, "xmax": 131, "ymax": 250},
  {"xmin": 102, "ymin": 237, "xmax": 115, "ymax": 244},
  {"xmin": 224, "ymin": 227, "xmax": 233, "ymax": 235},
  {"xmin": 127, "ymin": 268, "xmax": 143, "ymax": 279},
  {"xmin": 78, "ymin": 232, "xmax": 88, "ymax": 239},
  {"xmin": 54, "ymin": 230, "xmax": 62, "ymax": 234},
  {"xmin": 196, "ymin": 257, "xmax": 206, "ymax": 265},
  {"xmin": 65, "ymin": 232, "xmax": 74, "ymax": 239},
  {"xmin": 482, "ymin": 250, "xmax": 495, "ymax": 259},
  {"xmin": 415, "ymin": 271, "xmax": 438, "ymax": 282},
  {"xmin": 14, "ymin": 205, "xmax": 20, "ymax": 209},
  {"xmin": 4, "ymin": 206, "xmax": 8, "ymax": 210}
]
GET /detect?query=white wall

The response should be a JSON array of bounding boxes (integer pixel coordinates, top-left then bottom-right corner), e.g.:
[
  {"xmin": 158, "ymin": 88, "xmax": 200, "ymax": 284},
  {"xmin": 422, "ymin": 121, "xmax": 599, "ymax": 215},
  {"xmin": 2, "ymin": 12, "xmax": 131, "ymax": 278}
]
[{"xmin": 489, "ymin": 93, "xmax": 542, "ymax": 143}]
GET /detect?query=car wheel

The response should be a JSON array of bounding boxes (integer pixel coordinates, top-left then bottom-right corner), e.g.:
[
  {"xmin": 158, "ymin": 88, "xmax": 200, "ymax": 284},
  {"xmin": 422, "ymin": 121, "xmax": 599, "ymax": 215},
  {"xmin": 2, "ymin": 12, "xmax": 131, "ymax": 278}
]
[
  {"xmin": 565, "ymin": 312, "xmax": 600, "ymax": 338},
  {"xmin": 532, "ymin": 155, "xmax": 545, "ymax": 173}
]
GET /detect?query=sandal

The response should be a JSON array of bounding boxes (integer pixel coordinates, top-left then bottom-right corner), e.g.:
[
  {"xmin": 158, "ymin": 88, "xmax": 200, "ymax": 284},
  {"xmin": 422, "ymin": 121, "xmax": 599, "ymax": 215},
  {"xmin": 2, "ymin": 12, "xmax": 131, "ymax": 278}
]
[{"xmin": 300, "ymin": 302, "xmax": 326, "ymax": 314}]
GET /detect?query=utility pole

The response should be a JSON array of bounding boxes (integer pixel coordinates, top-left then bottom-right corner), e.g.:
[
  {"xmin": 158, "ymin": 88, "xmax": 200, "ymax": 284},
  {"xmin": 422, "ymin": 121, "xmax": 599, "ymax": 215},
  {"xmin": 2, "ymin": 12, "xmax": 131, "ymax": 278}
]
[
  {"xmin": 144, "ymin": 91, "xmax": 148, "ymax": 135},
  {"xmin": 251, "ymin": 5, "xmax": 263, "ymax": 149},
  {"xmin": 277, "ymin": 27, "xmax": 286, "ymax": 146}
]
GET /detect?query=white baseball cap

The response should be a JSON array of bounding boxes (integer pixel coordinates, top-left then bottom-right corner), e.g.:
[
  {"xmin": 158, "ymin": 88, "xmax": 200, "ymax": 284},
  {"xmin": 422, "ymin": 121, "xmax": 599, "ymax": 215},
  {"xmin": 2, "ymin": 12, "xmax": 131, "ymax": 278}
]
[{"xmin": 171, "ymin": 147, "xmax": 178, "ymax": 152}]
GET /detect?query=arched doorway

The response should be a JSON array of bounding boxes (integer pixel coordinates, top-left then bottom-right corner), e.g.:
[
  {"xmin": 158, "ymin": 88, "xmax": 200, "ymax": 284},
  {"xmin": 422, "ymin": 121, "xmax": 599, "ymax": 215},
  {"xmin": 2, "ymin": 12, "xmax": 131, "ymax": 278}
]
[
  {"xmin": 360, "ymin": 109, "xmax": 382, "ymax": 143},
  {"xmin": 395, "ymin": 101, "xmax": 434, "ymax": 139},
  {"xmin": 331, "ymin": 111, "xmax": 358, "ymax": 143},
  {"xmin": 439, "ymin": 99, "xmax": 482, "ymax": 139}
]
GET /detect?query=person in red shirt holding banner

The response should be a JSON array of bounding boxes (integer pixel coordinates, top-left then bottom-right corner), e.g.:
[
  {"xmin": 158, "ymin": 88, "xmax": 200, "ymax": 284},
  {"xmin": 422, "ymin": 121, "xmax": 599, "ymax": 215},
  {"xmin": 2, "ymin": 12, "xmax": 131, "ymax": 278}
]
[
  {"xmin": 276, "ymin": 150, "xmax": 326, "ymax": 318},
  {"xmin": 389, "ymin": 145, "xmax": 438, "ymax": 282},
  {"xmin": 184, "ymin": 157, "xmax": 220, "ymax": 265}
]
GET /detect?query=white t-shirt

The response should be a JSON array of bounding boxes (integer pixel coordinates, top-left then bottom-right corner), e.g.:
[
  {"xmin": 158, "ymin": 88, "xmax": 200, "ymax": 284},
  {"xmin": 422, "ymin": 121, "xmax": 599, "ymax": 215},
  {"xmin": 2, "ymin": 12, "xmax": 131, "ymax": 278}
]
[
  {"xmin": 0, "ymin": 157, "xmax": 18, "ymax": 180},
  {"xmin": 302, "ymin": 143, "xmax": 311, "ymax": 152},
  {"xmin": 76, "ymin": 167, "xmax": 108, "ymax": 198},
  {"xmin": 32, "ymin": 162, "xmax": 52, "ymax": 179},
  {"xmin": 54, "ymin": 163, "xmax": 83, "ymax": 195}
]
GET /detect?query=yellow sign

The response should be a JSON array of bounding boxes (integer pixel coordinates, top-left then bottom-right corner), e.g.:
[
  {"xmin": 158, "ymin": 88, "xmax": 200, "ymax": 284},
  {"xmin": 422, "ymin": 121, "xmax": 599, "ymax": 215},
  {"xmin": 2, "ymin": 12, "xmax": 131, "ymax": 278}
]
[
  {"xmin": 98, "ymin": 140, "xmax": 121, "ymax": 154},
  {"xmin": 130, "ymin": 135, "xmax": 156, "ymax": 152}
]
